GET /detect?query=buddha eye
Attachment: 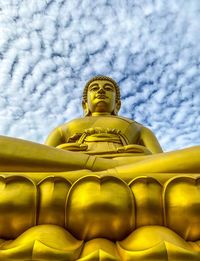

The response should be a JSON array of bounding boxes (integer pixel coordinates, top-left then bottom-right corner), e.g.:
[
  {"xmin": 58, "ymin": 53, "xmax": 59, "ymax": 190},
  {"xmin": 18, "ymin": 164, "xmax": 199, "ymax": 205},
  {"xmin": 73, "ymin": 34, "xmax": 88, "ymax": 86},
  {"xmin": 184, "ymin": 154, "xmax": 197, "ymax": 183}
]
[
  {"xmin": 90, "ymin": 86, "xmax": 99, "ymax": 91},
  {"xmin": 104, "ymin": 85, "xmax": 114, "ymax": 91}
]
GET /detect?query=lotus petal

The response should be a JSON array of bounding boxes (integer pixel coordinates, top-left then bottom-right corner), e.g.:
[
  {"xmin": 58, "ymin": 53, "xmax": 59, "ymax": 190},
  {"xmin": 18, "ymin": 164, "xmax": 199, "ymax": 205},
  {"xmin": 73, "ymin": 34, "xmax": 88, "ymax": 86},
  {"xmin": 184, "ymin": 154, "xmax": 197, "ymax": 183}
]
[
  {"xmin": 0, "ymin": 175, "xmax": 37, "ymax": 239},
  {"xmin": 66, "ymin": 175, "xmax": 135, "ymax": 240},
  {"xmin": 164, "ymin": 176, "xmax": 200, "ymax": 241}
]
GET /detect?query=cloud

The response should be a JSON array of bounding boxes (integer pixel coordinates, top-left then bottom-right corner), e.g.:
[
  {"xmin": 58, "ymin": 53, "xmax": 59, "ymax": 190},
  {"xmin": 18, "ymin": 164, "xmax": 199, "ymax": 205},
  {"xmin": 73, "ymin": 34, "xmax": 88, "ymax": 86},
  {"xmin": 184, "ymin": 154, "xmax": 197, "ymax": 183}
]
[{"xmin": 0, "ymin": 0, "xmax": 199, "ymax": 151}]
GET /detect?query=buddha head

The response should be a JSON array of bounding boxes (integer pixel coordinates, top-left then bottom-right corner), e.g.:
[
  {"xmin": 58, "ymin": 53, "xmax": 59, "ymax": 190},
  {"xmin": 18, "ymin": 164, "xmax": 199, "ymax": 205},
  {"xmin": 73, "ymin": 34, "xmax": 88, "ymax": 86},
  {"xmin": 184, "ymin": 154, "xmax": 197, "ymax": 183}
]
[{"xmin": 82, "ymin": 76, "xmax": 121, "ymax": 116}]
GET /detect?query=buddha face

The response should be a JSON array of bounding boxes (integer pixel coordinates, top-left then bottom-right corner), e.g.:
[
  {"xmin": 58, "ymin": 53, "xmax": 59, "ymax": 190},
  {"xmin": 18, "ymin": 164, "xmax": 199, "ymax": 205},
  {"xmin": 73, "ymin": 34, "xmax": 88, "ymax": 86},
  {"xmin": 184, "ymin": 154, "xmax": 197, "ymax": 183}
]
[{"xmin": 87, "ymin": 80, "xmax": 116, "ymax": 115}]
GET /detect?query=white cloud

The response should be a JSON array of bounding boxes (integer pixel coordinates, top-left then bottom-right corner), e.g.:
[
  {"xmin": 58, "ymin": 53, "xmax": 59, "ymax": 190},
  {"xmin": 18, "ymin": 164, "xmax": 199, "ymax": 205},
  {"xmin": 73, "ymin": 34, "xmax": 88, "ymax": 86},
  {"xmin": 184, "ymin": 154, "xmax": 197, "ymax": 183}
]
[{"xmin": 0, "ymin": 0, "xmax": 199, "ymax": 152}]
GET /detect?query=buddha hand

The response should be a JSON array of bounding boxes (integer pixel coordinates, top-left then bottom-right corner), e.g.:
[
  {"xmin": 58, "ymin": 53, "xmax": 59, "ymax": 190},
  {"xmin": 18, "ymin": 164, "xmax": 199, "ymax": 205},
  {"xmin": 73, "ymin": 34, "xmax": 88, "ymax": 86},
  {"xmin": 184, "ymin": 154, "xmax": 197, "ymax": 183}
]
[
  {"xmin": 56, "ymin": 143, "xmax": 88, "ymax": 151},
  {"xmin": 117, "ymin": 144, "xmax": 152, "ymax": 155}
]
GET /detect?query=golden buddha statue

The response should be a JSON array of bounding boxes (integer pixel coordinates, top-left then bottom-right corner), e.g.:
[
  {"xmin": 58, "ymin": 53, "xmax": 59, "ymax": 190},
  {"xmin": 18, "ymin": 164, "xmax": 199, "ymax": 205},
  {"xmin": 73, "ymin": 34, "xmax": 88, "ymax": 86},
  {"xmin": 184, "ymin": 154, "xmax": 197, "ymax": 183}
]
[{"xmin": 0, "ymin": 76, "xmax": 200, "ymax": 260}]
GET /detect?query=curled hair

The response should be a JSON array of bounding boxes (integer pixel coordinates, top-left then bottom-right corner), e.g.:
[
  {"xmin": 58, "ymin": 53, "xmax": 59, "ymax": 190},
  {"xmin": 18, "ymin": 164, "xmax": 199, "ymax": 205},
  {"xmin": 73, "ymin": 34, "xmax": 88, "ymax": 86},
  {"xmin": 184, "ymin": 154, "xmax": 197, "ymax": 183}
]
[{"xmin": 82, "ymin": 75, "xmax": 121, "ymax": 103}]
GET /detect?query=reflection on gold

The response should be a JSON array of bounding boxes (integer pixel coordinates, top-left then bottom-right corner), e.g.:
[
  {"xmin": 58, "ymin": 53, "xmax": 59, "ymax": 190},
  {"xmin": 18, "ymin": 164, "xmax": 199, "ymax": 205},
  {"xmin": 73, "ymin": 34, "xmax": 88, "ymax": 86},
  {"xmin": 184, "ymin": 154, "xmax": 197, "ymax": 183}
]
[
  {"xmin": 65, "ymin": 175, "xmax": 135, "ymax": 241},
  {"xmin": 129, "ymin": 177, "xmax": 163, "ymax": 227},
  {"xmin": 164, "ymin": 176, "xmax": 200, "ymax": 241},
  {"xmin": 0, "ymin": 175, "xmax": 37, "ymax": 239},
  {"xmin": 0, "ymin": 76, "xmax": 200, "ymax": 260},
  {"xmin": 79, "ymin": 238, "xmax": 120, "ymax": 260},
  {"xmin": 0, "ymin": 174, "xmax": 199, "ymax": 260},
  {"xmin": 0, "ymin": 225, "xmax": 83, "ymax": 260},
  {"xmin": 38, "ymin": 176, "xmax": 71, "ymax": 226}
]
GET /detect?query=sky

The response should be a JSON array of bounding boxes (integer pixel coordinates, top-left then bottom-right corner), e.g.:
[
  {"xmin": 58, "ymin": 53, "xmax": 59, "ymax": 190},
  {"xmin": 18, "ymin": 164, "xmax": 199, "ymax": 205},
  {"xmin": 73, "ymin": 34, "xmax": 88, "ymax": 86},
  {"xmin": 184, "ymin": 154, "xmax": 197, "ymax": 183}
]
[{"xmin": 0, "ymin": 0, "xmax": 200, "ymax": 152}]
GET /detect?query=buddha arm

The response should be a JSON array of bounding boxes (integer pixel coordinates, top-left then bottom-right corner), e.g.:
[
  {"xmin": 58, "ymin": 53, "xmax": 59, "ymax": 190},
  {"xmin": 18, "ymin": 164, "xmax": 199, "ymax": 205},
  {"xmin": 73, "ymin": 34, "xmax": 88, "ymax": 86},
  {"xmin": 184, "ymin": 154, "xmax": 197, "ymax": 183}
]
[
  {"xmin": 138, "ymin": 126, "xmax": 163, "ymax": 154},
  {"xmin": 45, "ymin": 127, "xmax": 65, "ymax": 147}
]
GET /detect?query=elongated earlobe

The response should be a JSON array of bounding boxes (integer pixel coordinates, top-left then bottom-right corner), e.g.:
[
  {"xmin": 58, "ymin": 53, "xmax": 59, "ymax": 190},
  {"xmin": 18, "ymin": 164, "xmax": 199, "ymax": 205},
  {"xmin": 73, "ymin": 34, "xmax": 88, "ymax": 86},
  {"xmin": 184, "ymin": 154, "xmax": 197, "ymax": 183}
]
[
  {"xmin": 113, "ymin": 101, "xmax": 121, "ymax": 115},
  {"xmin": 82, "ymin": 101, "xmax": 90, "ymax": 116}
]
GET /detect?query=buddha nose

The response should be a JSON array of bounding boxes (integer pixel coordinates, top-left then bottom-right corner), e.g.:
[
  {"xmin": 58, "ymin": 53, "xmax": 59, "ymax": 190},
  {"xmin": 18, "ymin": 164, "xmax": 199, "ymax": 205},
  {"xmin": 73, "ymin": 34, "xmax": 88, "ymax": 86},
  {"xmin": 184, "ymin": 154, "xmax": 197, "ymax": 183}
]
[{"xmin": 97, "ymin": 87, "xmax": 105, "ymax": 94}]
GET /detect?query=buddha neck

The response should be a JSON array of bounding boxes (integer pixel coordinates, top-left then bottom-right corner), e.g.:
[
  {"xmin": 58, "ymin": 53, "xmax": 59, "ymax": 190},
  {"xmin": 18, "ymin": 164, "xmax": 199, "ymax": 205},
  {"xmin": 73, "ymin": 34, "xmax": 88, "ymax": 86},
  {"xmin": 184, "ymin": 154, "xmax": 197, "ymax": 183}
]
[{"xmin": 91, "ymin": 112, "xmax": 112, "ymax": 116}]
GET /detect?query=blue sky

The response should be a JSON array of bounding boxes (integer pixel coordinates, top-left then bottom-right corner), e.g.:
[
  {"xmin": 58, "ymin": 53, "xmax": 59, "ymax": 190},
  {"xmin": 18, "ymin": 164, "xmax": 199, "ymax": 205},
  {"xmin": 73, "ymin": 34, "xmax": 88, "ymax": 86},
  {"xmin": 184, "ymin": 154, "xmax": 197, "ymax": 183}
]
[{"xmin": 0, "ymin": 0, "xmax": 200, "ymax": 151}]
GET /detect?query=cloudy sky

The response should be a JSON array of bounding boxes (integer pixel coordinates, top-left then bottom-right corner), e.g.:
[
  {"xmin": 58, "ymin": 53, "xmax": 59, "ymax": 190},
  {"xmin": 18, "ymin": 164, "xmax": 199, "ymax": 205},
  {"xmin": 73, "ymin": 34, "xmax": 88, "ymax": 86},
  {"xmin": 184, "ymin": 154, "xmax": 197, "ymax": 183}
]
[{"xmin": 0, "ymin": 0, "xmax": 200, "ymax": 151}]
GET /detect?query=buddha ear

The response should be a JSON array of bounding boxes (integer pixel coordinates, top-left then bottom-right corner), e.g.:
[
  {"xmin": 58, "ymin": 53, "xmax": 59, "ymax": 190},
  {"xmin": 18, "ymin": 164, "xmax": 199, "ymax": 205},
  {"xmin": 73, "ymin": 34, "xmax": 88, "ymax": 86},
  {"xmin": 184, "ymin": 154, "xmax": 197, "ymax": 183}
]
[
  {"xmin": 113, "ymin": 101, "xmax": 121, "ymax": 115},
  {"xmin": 82, "ymin": 101, "xmax": 90, "ymax": 116}
]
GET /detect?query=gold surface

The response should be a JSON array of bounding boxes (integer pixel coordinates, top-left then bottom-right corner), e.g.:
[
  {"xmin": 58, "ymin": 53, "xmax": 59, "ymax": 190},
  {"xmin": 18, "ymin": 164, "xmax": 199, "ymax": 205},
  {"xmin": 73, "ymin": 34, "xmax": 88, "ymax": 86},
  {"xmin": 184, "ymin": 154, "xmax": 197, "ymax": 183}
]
[
  {"xmin": 38, "ymin": 176, "xmax": 71, "ymax": 226},
  {"xmin": 65, "ymin": 175, "xmax": 135, "ymax": 241},
  {"xmin": 164, "ymin": 176, "xmax": 200, "ymax": 241},
  {"xmin": 0, "ymin": 175, "xmax": 199, "ymax": 260},
  {"xmin": 0, "ymin": 76, "xmax": 200, "ymax": 260},
  {"xmin": 129, "ymin": 177, "xmax": 163, "ymax": 227},
  {"xmin": 0, "ymin": 225, "xmax": 83, "ymax": 260},
  {"xmin": 0, "ymin": 175, "xmax": 37, "ymax": 239},
  {"xmin": 79, "ymin": 238, "xmax": 120, "ymax": 260}
]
